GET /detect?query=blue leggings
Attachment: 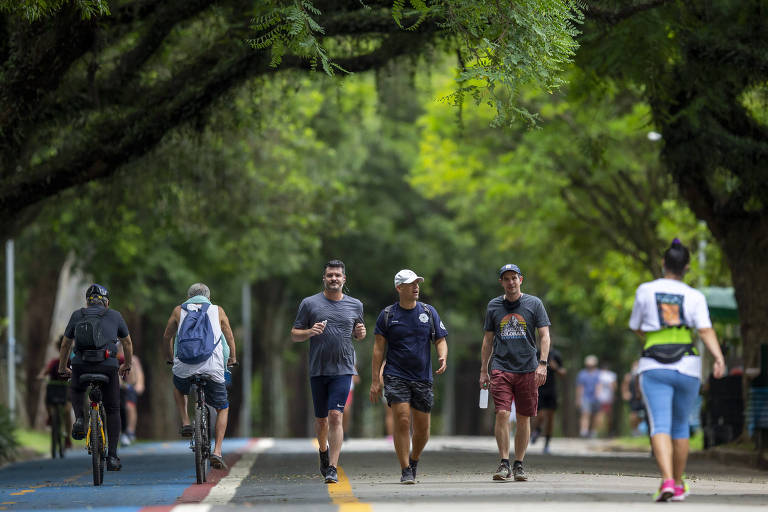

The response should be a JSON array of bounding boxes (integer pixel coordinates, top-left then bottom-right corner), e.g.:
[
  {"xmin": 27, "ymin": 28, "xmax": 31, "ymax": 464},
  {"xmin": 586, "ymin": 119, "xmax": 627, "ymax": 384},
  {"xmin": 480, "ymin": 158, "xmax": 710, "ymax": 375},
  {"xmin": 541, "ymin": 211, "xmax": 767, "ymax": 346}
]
[{"xmin": 640, "ymin": 369, "xmax": 700, "ymax": 439}]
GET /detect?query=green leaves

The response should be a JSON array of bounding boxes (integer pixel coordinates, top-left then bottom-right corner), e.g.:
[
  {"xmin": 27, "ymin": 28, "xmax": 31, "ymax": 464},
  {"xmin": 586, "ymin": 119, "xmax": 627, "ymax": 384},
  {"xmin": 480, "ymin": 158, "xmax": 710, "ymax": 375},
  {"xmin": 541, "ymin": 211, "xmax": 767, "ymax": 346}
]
[
  {"xmin": 248, "ymin": 0, "xmax": 343, "ymax": 75},
  {"xmin": 0, "ymin": 0, "xmax": 109, "ymax": 21},
  {"xmin": 441, "ymin": 0, "xmax": 583, "ymax": 126}
]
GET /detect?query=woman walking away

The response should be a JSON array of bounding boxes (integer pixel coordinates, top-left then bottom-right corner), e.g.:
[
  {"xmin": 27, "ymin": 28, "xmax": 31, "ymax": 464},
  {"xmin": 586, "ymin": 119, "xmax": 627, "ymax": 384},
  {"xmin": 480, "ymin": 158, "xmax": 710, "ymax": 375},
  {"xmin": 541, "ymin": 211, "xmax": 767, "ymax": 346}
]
[{"xmin": 629, "ymin": 239, "xmax": 725, "ymax": 502}]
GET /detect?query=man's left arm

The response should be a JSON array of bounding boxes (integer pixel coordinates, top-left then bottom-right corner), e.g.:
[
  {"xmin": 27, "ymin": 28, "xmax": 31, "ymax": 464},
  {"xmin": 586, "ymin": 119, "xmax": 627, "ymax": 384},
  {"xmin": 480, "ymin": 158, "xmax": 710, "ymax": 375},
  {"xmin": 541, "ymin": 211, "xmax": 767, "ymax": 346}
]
[
  {"xmin": 219, "ymin": 307, "xmax": 237, "ymax": 365},
  {"xmin": 434, "ymin": 337, "xmax": 447, "ymax": 375},
  {"xmin": 119, "ymin": 335, "xmax": 133, "ymax": 378},
  {"xmin": 58, "ymin": 336, "xmax": 74, "ymax": 378},
  {"xmin": 535, "ymin": 325, "xmax": 551, "ymax": 387},
  {"xmin": 353, "ymin": 304, "xmax": 366, "ymax": 340}
]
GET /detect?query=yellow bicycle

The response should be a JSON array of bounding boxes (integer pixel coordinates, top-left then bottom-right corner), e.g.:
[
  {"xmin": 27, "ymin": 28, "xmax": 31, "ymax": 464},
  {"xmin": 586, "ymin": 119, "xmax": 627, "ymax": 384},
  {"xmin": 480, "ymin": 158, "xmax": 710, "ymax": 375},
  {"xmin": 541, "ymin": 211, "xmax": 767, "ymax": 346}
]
[{"xmin": 80, "ymin": 373, "xmax": 109, "ymax": 486}]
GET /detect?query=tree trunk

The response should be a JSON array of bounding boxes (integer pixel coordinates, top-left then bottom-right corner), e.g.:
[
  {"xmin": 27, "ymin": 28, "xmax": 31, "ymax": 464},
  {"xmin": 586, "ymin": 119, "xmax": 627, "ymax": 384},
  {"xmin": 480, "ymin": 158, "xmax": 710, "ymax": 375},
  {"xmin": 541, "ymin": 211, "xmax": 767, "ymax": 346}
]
[
  {"xmin": 717, "ymin": 223, "xmax": 768, "ymax": 375},
  {"xmin": 20, "ymin": 256, "xmax": 61, "ymax": 428},
  {"xmin": 253, "ymin": 278, "xmax": 293, "ymax": 436}
]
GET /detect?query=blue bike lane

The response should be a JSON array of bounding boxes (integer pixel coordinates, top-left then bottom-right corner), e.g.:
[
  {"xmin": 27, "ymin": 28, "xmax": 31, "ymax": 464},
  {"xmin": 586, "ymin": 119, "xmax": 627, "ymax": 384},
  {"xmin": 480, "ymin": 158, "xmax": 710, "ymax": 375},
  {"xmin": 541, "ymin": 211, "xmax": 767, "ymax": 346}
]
[{"xmin": 0, "ymin": 438, "xmax": 256, "ymax": 512}]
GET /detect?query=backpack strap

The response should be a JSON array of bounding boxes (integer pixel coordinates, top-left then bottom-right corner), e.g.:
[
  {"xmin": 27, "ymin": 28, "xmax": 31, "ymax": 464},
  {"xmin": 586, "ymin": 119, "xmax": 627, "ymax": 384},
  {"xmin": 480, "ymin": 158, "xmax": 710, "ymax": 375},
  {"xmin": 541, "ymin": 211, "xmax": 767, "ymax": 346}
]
[{"xmin": 384, "ymin": 304, "xmax": 395, "ymax": 330}]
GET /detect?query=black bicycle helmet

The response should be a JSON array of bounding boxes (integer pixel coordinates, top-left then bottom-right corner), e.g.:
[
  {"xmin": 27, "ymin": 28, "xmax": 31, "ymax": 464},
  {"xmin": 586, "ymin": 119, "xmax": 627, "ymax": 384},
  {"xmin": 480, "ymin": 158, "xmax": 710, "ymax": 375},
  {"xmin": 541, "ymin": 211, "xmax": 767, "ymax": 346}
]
[{"xmin": 85, "ymin": 283, "xmax": 109, "ymax": 302}]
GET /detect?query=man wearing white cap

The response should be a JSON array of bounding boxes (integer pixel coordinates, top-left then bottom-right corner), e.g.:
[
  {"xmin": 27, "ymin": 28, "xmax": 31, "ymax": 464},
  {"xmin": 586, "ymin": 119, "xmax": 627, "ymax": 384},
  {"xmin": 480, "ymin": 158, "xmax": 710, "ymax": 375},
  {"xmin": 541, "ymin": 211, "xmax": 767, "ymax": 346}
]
[{"xmin": 370, "ymin": 269, "xmax": 448, "ymax": 484}]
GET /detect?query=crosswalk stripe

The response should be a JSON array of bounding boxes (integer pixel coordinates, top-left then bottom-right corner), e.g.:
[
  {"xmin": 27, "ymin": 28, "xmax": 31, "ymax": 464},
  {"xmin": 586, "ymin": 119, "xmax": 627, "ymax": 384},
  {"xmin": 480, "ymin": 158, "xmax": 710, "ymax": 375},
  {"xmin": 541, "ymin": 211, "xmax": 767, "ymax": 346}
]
[{"xmin": 202, "ymin": 438, "xmax": 272, "ymax": 504}]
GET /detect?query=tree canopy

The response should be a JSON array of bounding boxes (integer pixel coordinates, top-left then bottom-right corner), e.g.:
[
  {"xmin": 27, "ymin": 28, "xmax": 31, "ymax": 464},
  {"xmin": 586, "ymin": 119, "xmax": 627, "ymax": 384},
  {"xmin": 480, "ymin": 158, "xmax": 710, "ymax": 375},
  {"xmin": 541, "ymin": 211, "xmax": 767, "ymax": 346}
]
[{"xmin": 0, "ymin": 0, "xmax": 582, "ymax": 238}]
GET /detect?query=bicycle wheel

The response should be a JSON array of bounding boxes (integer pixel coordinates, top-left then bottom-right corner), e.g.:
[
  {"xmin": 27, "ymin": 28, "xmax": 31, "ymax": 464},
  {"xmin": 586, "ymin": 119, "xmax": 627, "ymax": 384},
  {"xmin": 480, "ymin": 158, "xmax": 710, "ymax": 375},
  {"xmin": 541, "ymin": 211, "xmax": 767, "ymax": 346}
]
[
  {"xmin": 194, "ymin": 404, "xmax": 206, "ymax": 484},
  {"xmin": 98, "ymin": 405, "xmax": 106, "ymax": 482},
  {"xmin": 201, "ymin": 405, "xmax": 211, "ymax": 482},
  {"xmin": 90, "ymin": 407, "xmax": 103, "ymax": 486},
  {"xmin": 50, "ymin": 405, "xmax": 60, "ymax": 459}
]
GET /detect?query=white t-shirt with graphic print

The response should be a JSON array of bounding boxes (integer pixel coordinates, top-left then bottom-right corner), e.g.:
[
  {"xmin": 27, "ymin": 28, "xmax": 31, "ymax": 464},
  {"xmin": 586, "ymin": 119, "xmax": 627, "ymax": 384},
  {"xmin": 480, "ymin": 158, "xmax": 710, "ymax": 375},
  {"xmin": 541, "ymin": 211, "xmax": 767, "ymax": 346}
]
[{"xmin": 629, "ymin": 278, "xmax": 712, "ymax": 379}]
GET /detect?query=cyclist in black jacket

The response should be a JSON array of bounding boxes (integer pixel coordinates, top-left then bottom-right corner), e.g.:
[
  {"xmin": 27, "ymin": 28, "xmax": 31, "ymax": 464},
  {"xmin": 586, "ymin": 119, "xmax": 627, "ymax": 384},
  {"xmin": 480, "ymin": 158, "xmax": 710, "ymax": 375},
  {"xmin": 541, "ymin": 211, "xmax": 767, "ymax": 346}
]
[{"xmin": 58, "ymin": 284, "xmax": 133, "ymax": 471}]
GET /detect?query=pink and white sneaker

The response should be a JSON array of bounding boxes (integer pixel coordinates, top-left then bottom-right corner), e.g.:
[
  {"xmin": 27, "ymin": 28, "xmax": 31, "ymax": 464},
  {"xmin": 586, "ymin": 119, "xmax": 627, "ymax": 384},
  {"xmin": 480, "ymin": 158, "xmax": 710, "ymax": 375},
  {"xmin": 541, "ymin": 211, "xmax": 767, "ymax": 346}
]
[
  {"xmin": 670, "ymin": 480, "xmax": 690, "ymax": 502},
  {"xmin": 653, "ymin": 479, "xmax": 676, "ymax": 502}
]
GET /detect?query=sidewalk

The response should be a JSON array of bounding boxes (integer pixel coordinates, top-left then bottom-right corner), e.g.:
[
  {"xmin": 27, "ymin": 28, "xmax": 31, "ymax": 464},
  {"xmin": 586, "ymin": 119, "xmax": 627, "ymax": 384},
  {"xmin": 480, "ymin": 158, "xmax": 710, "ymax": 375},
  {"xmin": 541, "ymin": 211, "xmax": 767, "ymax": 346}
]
[{"xmin": 343, "ymin": 435, "xmax": 766, "ymax": 469}]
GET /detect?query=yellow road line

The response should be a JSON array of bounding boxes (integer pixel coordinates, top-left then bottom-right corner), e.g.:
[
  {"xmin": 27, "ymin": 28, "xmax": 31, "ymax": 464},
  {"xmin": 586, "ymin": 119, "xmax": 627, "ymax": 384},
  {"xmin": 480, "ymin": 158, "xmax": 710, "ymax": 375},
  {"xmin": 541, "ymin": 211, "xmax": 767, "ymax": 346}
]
[
  {"xmin": 9, "ymin": 490, "xmax": 34, "ymax": 496},
  {"xmin": 327, "ymin": 466, "xmax": 373, "ymax": 512},
  {"xmin": 312, "ymin": 438, "xmax": 373, "ymax": 512}
]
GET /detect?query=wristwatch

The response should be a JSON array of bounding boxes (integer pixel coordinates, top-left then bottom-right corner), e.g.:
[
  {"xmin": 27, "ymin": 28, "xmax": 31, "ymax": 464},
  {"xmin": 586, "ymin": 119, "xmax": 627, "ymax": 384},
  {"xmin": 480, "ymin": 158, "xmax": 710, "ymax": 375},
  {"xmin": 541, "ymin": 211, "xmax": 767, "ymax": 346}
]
[{"xmin": 538, "ymin": 360, "xmax": 547, "ymax": 366}]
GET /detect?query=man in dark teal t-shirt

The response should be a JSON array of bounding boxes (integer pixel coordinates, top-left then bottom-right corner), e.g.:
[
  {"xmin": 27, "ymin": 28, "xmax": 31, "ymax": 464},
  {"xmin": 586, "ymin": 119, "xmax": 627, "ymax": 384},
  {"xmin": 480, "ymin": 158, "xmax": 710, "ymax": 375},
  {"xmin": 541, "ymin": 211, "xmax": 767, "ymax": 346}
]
[
  {"xmin": 479, "ymin": 264, "xmax": 551, "ymax": 482},
  {"xmin": 370, "ymin": 269, "xmax": 448, "ymax": 485}
]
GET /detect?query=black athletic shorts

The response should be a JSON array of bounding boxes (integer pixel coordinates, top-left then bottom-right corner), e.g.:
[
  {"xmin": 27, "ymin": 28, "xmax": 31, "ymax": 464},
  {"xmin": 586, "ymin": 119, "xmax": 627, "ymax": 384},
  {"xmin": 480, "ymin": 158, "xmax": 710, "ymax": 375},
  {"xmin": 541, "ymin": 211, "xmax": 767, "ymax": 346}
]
[
  {"xmin": 383, "ymin": 374, "xmax": 433, "ymax": 413},
  {"xmin": 538, "ymin": 392, "xmax": 557, "ymax": 410}
]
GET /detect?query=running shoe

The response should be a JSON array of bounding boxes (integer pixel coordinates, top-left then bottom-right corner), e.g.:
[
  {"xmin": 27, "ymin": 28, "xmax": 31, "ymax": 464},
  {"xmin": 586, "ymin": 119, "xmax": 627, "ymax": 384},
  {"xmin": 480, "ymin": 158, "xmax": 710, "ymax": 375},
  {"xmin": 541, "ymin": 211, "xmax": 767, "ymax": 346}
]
[
  {"xmin": 670, "ymin": 480, "xmax": 690, "ymax": 502},
  {"xmin": 319, "ymin": 449, "xmax": 330, "ymax": 477},
  {"xmin": 106, "ymin": 456, "xmax": 122, "ymax": 471},
  {"xmin": 653, "ymin": 479, "xmax": 675, "ymax": 502},
  {"xmin": 409, "ymin": 457, "xmax": 418, "ymax": 480},
  {"xmin": 325, "ymin": 465, "xmax": 338, "ymax": 484},
  {"xmin": 513, "ymin": 461, "xmax": 527, "ymax": 481},
  {"xmin": 493, "ymin": 461, "xmax": 512, "ymax": 481},
  {"xmin": 400, "ymin": 466, "xmax": 415, "ymax": 484}
]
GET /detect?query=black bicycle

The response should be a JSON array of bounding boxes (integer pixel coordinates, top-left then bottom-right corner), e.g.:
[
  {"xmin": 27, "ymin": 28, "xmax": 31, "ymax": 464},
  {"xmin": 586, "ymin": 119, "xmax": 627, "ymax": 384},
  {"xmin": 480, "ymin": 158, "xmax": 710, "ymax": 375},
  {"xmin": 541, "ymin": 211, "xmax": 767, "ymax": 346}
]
[
  {"xmin": 189, "ymin": 374, "xmax": 213, "ymax": 484},
  {"xmin": 46, "ymin": 381, "xmax": 69, "ymax": 459},
  {"xmin": 80, "ymin": 373, "xmax": 109, "ymax": 486}
]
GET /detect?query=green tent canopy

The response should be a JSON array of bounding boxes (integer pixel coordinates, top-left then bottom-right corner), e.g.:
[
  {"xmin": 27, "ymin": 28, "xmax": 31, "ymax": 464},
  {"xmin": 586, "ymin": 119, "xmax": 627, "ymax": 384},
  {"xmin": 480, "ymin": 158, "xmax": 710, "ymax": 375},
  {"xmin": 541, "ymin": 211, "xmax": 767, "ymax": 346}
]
[{"xmin": 702, "ymin": 287, "xmax": 739, "ymax": 324}]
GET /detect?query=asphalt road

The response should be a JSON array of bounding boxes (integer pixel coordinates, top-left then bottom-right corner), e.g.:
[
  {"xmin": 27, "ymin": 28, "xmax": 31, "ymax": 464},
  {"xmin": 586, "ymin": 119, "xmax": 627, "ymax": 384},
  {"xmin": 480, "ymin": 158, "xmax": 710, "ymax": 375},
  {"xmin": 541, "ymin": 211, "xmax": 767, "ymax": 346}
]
[{"xmin": 1, "ymin": 436, "xmax": 766, "ymax": 511}]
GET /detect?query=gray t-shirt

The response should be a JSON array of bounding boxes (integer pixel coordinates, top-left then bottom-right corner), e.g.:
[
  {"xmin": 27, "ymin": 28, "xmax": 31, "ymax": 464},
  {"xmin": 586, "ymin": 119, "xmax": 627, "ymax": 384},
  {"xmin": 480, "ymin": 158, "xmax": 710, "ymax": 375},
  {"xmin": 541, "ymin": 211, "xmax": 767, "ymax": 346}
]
[
  {"xmin": 293, "ymin": 292, "xmax": 364, "ymax": 377},
  {"xmin": 484, "ymin": 294, "xmax": 550, "ymax": 373}
]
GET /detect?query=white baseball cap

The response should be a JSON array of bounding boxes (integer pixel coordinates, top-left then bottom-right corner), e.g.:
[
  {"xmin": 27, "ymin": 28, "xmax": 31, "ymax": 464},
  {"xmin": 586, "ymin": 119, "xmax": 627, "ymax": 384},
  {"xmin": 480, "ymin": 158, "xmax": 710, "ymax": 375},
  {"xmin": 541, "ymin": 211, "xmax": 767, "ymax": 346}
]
[{"xmin": 394, "ymin": 269, "xmax": 424, "ymax": 287}]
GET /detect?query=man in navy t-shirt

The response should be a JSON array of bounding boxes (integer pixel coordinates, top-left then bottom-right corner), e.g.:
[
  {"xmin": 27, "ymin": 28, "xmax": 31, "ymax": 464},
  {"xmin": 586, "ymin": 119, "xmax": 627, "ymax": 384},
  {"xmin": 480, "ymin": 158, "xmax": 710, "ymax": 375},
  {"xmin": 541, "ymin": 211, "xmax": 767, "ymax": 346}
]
[{"xmin": 370, "ymin": 269, "xmax": 448, "ymax": 485}]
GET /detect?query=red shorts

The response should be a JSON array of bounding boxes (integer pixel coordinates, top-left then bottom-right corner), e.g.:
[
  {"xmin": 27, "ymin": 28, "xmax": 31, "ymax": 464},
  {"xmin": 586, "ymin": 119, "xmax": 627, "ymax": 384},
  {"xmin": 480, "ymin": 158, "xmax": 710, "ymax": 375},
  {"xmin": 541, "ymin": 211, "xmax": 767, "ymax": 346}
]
[{"xmin": 490, "ymin": 369, "xmax": 538, "ymax": 417}]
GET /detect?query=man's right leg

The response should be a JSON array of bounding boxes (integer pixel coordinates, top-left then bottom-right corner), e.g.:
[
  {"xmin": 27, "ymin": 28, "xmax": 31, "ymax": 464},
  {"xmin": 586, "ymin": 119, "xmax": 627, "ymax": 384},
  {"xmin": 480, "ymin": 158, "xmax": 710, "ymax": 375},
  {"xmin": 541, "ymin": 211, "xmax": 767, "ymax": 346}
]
[
  {"xmin": 494, "ymin": 410, "xmax": 511, "ymax": 459},
  {"xmin": 173, "ymin": 384, "xmax": 190, "ymax": 427},
  {"xmin": 391, "ymin": 402, "xmax": 412, "ymax": 469},
  {"xmin": 579, "ymin": 409, "xmax": 591, "ymax": 437},
  {"xmin": 102, "ymin": 367, "xmax": 122, "ymax": 460},
  {"xmin": 310, "ymin": 376, "xmax": 333, "ymax": 478},
  {"xmin": 69, "ymin": 366, "xmax": 86, "ymax": 439},
  {"xmin": 315, "ymin": 416, "xmax": 329, "ymax": 452}
]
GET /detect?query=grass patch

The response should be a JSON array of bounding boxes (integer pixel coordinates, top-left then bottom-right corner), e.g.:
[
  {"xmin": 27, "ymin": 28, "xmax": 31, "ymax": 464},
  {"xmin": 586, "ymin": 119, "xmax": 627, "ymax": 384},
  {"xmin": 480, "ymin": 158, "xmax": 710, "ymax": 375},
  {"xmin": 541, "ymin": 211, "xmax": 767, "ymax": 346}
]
[
  {"xmin": 15, "ymin": 429, "xmax": 50, "ymax": 455},
  {"xmin": 611, "ymin": 430, "xmax": 704, "ymax": 451},
  {"xmin": 15, "ymin": 428, "xmax": 85, "ymax": 456}
]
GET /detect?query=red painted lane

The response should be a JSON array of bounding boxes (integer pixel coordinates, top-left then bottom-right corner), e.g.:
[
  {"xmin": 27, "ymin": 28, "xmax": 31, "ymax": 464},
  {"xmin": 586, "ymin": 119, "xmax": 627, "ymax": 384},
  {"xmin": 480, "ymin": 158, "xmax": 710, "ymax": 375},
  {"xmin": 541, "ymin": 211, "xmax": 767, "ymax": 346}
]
[{"xmin": 139, "ymin": 438, "xmax": 259, "ymax": 512}]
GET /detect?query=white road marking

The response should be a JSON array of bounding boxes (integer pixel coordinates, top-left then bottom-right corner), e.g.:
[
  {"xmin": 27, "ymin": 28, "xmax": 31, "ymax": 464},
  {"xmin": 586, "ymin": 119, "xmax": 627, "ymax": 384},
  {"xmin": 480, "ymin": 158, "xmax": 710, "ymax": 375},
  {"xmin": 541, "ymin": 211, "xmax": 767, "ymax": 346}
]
[
  {"xmin": 202, "ymin": 438, "xmax": 274, "ymax": 505},
  {"xmin": 172, "ymin": 505, "xmax": 212, "ymax": 512}
]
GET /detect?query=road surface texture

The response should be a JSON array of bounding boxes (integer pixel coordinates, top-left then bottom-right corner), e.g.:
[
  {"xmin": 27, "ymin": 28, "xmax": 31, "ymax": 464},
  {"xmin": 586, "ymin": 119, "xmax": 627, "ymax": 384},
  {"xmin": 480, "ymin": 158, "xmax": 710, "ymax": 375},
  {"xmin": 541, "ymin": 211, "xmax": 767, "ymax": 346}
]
[{"xmin": 1, "ymin": 436, "xmax": 765, "ymax": 511}]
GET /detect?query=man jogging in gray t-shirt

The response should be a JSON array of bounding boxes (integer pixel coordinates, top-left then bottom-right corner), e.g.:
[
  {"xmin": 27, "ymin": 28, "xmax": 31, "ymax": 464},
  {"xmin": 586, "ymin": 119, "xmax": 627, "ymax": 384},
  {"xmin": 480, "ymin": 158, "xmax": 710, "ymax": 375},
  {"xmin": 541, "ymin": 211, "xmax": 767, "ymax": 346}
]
[
  {"xmin": 479, "ymin": 264, "xmax": 551, "ymax": 482},
  {"xmin": 291, "ymin": 260, "xmax": 366, "ymax": 484}
]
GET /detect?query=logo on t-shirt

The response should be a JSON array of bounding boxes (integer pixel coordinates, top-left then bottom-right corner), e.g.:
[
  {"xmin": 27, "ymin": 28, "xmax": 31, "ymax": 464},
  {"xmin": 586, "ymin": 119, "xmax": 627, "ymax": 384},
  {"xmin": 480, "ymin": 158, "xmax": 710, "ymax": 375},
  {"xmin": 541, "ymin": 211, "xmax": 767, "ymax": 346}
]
[
  {"xmin": 655, "ymin": 293, "xmax": 685, "ymax": 327},
  {"xmin": 500, "ymin": 313, "xmax": 527, "ymax": 341},
  {"xmin": 419, "ymin": 313, "xmax": 429, "ymax": 323}
]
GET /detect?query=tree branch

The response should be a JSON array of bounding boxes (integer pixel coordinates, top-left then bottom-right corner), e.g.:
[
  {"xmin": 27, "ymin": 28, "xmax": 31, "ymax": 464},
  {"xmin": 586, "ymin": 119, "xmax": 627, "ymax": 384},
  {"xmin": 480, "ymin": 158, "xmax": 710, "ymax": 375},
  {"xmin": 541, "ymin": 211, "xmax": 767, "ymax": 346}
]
[{"xmin": 584, "ymin": 0, "xmax": 673, "ymax": 25}]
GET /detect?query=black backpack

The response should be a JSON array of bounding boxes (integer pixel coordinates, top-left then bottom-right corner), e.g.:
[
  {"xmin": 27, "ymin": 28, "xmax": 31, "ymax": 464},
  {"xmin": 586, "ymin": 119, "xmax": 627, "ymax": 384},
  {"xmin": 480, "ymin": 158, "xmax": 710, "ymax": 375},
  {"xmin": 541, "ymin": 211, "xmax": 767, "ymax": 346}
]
[
  {"xmin": 73, "ymin": 308, "xmax": 108, "ymax": 352},
  {"xmin": 383, "ymin": 302, "xmax": 436, "ymax": 342}
]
